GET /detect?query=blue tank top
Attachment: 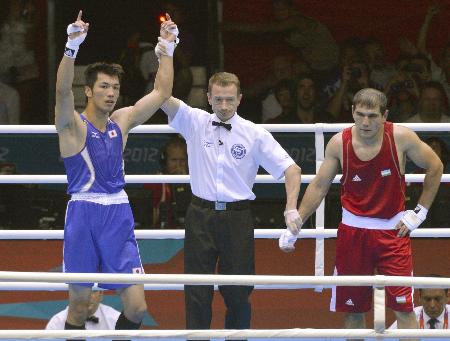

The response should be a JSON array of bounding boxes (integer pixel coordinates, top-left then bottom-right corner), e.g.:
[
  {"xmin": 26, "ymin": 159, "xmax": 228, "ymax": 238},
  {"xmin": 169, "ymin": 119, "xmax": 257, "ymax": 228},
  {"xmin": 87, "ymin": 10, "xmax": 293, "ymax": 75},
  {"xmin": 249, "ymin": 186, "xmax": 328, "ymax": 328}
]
[{"xmin": 63, "ymin": 115, "xmax": 125, "ymax": 194}]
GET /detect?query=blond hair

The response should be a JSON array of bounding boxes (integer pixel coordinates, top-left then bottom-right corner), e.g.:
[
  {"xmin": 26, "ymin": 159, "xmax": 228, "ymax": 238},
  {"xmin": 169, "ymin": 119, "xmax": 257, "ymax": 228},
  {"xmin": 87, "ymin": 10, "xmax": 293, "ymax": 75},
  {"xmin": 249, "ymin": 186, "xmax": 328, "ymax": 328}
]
[{"xmin": 208, "ymin": 72, "xmax": 241, "ymax": 94}]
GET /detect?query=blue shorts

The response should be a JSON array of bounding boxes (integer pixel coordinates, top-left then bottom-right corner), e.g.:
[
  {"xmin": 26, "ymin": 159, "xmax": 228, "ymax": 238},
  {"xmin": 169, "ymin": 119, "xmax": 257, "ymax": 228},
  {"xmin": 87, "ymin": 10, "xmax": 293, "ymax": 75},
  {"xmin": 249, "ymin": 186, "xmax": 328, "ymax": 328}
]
[{"xmin": 63, "ymin": 199, "xmax": 144, "ymax": 289}]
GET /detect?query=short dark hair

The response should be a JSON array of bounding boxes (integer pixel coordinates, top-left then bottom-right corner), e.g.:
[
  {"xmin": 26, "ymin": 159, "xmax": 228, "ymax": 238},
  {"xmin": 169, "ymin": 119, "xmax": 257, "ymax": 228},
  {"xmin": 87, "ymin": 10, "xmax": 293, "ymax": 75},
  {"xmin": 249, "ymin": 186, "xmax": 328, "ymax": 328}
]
[
  {"xmin": 84, "ymin": 62, "xmax": 125, "ymax": 89},
  {"xmin": 419, "ymin": 274, "xmax": 449, "ymax": 294}
]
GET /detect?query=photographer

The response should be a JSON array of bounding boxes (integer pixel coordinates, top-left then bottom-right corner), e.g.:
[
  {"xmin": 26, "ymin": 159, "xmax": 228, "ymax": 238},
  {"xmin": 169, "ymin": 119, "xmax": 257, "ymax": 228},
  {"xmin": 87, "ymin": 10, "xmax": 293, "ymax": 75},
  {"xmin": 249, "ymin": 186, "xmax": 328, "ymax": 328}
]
[
  {"xmin": 406, "ymin": 81, "xmax": 450, "ymax": 123},
  {"xmin": 326, "ymin": 60, "xmax": 371, "ymax": 122},
  {"xmin": 384, "ymin": 57, "xmax": 420, "ymax": 122}
]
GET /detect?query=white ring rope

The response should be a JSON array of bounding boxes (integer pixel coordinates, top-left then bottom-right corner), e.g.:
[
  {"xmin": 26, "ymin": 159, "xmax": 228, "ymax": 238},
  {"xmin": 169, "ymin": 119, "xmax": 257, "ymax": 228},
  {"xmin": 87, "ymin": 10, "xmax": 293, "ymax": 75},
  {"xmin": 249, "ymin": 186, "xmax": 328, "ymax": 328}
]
[
  {"xmin": 1, "ymin": 123, "xmax": 450, "ymax": 133},
  {"xmin": 1, "ymin": 328, "xmax": 450, "ymax": 339},
  {"xmin": 1, "ymin": 174, "xmax": 449, "ymax": 183},
  {"xmin": 1, "ymin": 228, "xmax": 450, "ymax": 239},
  {"xmin": 1, "ymin": 272, "xmax": 449, "ymax": 288},
  {"xmin": 0, "ymin": 283, "xmax": 316, "ymax": 291}
]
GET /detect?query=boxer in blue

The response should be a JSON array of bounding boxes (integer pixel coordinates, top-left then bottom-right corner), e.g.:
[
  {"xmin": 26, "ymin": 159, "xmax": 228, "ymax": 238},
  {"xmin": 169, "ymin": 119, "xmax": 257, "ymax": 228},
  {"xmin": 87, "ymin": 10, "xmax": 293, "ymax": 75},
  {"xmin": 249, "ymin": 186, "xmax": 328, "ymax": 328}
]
[{"xmin": 55, "ymin": 10, "xmax": 178, "ymax": 332}]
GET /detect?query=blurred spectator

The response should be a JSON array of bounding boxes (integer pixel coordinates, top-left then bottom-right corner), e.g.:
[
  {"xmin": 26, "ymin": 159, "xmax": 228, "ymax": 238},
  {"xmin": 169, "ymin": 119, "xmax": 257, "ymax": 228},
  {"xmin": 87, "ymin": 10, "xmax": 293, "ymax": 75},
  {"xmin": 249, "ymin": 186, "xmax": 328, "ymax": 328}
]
[
  {"xmin": 407, "ymin": 54, "xmax": 433, "ymax": 87},
  {"xmin": 398, "ymin": 5, "xmax": 445, "ymax": 87},
  {"xmin": 268, "ymin": 74, "xmax": 328, "ymax": 123},
  {"xmin": 46, "ymin": 291, "xmax": 120, "ymax": 330},
  {"xmin": 266, "ymin": 79, "xmax": 296, "ymax": 123},
  {"xmin": 416, "ymin": 4, "xmax": 446, "ymax": 83},
  {"xmin": 0, "ymin": 163, "xmax": 21, "ymax": 228},
  {"xmin": 326, "ymin": 60, "xmax": 371, "ymax": 122},
  {"xmin": 224, "ymin": 0, "xmax": 338, "ymax": 78},
  {"xmin": 118, "ymin": 30, "xmax": 156, "ymax": 106},
  {"xmin": 406, "ymin": 81, "xmax": 450, "ymax": 123},
  {"xmin": 257, "ymin": 55, "xmax": 299, "ymax": 122},
  {"xmin": 407, "ymin": 137, "xmax": 449, "ymax": 228},
  {"xmin": 0, "ymin": 81, "xmax": 20, "ymax": 124},
  {"xmin": 294, "ymin": 74, "xmax": 330, "ymax": 123},
  {"xmin": 0, "ymin": 0, "xmax": 39, "ymax": 83},
  {"xmin": 384, "ymin": 56, "xmax": 420, "ymax": 122},
  {"xmin": 322, "ymin": 38, "xmax": 364, "ymax": 101},
  {"xmin": 144, "ymin": 136, "xmax": 191, "ymax": 229},
  {"xmin": 363, "ymin": 37, "xmax": 396, "ymax": 91},
  {"xmin": 426, "ymin": 137, "xmax": 449, "ymax": 170},
  {"xmin": 0, "ymin": 0, "xmax": 41, "ymax": 123},
  {"xmin": 440, "ymin": 43, "xmax": 450, "ymax": 107},
  {"xmin": 162, "ymin": 1, "xmax": 195, "ymax": 102}
]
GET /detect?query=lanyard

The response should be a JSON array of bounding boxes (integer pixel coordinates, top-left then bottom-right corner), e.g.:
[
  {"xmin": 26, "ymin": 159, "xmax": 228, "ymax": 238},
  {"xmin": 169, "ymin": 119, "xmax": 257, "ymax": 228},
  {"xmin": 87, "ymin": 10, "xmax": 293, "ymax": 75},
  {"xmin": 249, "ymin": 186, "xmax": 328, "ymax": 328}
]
[{"xmin": 419, "ymin": 307, "xmax": 448, "ymax": 329}]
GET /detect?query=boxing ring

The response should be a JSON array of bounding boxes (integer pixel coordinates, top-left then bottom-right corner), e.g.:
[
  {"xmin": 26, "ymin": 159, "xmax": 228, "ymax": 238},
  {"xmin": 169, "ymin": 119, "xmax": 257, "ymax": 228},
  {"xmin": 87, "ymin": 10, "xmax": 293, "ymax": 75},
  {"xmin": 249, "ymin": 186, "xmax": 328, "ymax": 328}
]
[{"xmin": 0, "ymin": 123, "xmax": 449, "ymax": 339}]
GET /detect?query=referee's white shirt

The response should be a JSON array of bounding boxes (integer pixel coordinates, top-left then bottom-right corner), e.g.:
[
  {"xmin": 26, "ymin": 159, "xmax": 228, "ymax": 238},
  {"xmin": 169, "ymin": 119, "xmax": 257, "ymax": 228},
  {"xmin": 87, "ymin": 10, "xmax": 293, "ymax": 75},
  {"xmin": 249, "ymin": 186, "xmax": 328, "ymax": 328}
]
[
  {"xmin": 169, "ymin": 101, "xmax": 295, "ymax": 202},
  {"xmin": 389, "ymin": 305, "xmax": 450, "ymax": 329},
  {"xmin": 45, "ymin": 303, "xmax": 120, "ymax": 330}
]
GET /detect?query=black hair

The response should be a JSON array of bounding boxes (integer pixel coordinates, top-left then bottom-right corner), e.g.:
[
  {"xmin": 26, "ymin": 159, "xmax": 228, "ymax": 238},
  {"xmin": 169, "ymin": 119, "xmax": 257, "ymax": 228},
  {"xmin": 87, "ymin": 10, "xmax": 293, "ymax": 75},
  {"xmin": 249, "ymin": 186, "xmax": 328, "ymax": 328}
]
[{"xmin": 84, "ymin": 62, "xmax": 125, "ymax": 89}]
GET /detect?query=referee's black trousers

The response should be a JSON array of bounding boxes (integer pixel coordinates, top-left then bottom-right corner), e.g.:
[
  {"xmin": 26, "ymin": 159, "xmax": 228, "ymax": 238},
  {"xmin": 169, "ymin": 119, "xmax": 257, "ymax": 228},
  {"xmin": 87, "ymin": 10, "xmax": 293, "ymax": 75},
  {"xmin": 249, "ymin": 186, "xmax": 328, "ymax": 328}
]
[{"xmin": 184, "ymin": 199, "xmax": 254, "ymax": 340}]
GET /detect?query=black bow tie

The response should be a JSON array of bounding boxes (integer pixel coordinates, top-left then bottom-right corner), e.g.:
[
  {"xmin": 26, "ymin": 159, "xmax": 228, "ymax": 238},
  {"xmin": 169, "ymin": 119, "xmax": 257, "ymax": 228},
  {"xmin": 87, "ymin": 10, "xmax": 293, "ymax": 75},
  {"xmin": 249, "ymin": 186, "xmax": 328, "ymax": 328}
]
[
  {"xmin": 428, "ymin": 318, "xmax": 438, "ymax": 329},
  {"xmin": 212, "ymin": 121, "xmax": 232, "ymax": 131},
  {"xmin": 86, "ymin": 315, "xmax": 99, "ymax": 324}
]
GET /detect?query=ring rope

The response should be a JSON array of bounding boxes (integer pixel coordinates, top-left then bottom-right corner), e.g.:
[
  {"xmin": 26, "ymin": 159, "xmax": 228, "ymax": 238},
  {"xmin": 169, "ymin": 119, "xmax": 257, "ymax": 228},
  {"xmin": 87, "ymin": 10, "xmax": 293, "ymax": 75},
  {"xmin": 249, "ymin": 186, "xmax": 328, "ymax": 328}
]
[
  {"xmin": 1, "ymin": 272, "xmax": 449, "ymax": 288},
  {"xmin": 0, "ymin": 283, "xmax": 326, "ymax": 291},
  {"xmin": 1, "ymin": 228, "xmax": 450, "ymax": 239},
  {"xmin": 1, "ymin": 174, "xmax": 449, "ymax": 184},
  {"xmin": 1, "ymin": 328, "xmax": 450, "ymax": 339},
  {"xmin": 1, "ymin": 123, "xmax": 450, "ymax": 134}
]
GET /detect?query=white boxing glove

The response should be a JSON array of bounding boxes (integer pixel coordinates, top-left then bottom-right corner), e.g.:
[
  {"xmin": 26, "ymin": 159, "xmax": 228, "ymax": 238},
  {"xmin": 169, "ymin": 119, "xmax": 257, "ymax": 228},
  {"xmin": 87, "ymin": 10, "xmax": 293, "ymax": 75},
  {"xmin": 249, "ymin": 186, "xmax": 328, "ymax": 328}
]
[
  {"xmin": 64, "ymin": 24, "xmax": 87, "ymax": 59},
  {"xmin": 401, "ymin": 204, "xmax": 428, "ymax": 231},
  {"xmin": 279, "ymin": 228, "xmax": 298, "ymax": 252},
  {"xmin": 284, "ymin": 209, "xmax": 303, "ymax": 233}
]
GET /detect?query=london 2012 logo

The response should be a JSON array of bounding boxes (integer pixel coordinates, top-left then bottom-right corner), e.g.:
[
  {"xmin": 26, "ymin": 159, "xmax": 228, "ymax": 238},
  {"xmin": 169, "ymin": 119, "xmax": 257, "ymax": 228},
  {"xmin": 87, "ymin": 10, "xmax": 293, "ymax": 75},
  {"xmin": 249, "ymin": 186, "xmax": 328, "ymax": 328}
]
[{"xmin": 231, "ymin": 144, "xmax": 246, "ymax": 159}]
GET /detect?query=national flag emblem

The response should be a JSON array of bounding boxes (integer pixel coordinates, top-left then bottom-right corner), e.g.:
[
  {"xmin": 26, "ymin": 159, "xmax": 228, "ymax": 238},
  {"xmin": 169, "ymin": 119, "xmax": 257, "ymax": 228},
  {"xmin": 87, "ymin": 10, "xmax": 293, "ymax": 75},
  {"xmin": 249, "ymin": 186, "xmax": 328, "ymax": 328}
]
[
  {"xmin": 108, "ymin": 129, "xmax": 118, "ymax": 138},
  {"xmin": 396, "ymin": 296, "xmax": 406, "ymax": 304},
  {"xmin": 381, "ymin": 169, "xmax": 391, "ymax": 177}
]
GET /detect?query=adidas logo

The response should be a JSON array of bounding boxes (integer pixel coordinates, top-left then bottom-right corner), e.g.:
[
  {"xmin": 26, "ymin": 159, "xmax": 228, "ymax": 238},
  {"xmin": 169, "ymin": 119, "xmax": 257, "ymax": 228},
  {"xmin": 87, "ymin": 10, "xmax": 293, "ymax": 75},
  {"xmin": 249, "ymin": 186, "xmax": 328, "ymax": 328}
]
[
  {"xmin": 352, "ymin": 175, "xmax": 362, "ymax": 182},
  {"xmin": 345, "ymin": 298, "xmax": 355, "ymax": 306}
]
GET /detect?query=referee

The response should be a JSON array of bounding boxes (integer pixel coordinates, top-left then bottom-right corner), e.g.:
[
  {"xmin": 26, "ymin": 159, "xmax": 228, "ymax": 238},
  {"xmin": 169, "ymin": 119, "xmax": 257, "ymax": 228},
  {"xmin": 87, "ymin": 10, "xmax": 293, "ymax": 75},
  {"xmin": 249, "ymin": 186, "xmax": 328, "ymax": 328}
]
[{"xmin": 160, "ymin": 71, "xmax": 302, "ymax": 336}]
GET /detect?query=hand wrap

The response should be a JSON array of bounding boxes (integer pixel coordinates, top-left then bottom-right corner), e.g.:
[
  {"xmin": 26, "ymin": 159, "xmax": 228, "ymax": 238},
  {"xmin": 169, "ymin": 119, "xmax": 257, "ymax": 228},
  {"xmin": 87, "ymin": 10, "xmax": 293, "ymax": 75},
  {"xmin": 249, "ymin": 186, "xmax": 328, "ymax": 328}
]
[
  {"xmin": 284, "ymin": 209, "xmax": 303, "ymax": 232},
  {"xmin": 64, "ymin": 24, "xmax": 87, "ymax": 59},
  {"xmin": 278, "ymin": 228, "xmax": 298, "ymax": 251},
  {"xmin": 155, "ymin": 25, "xmax": 179, "ymax": 59},
  {"xmin": 401, "ymin": 204, "xmax": 428, "ymax": 231}
]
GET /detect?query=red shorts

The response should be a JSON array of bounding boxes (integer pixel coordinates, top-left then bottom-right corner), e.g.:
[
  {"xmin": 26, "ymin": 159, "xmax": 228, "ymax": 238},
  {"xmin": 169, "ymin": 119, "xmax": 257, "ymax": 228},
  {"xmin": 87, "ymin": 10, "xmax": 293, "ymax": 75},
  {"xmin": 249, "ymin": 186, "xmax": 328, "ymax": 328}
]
[{"xmin": 331, "ymin": 223, "xmax": 414, "ymax": 313}]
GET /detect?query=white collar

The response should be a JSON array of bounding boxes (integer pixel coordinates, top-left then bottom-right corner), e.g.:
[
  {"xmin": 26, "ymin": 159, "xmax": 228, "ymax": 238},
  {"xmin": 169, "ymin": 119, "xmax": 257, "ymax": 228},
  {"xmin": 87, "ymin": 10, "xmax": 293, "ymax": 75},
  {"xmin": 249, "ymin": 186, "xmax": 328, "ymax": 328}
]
[{"xmin": 423, "ymin": 306, "xmax": 445, "ymax": 323}]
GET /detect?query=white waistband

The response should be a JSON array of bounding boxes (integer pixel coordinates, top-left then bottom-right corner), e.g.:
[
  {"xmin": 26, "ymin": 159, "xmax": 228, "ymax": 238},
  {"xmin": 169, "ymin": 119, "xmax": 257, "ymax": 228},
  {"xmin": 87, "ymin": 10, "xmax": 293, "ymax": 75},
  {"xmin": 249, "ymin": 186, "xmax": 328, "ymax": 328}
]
[
  {"xmin": 70, "ymin": 189, "xmax": 129, "ymax": 205},
  {"xmin": 341, "ymin": 208, "xmax": 404, "ymax": 230}
]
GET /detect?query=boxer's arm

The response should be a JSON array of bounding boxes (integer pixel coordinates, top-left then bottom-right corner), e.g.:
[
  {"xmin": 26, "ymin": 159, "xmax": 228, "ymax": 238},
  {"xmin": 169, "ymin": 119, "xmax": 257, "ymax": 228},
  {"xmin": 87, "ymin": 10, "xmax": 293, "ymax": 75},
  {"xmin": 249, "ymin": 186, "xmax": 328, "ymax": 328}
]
[
  {"xmin": 55, "ymin": 11, "xmax": 89, "ymax": 157},
  {"xmin": 394, "ymin": 126, "xmax": 443, "ymax": 236},
  {"xmin": 298, "ymin": 133, "xmax": 341, "ymax": 222}
]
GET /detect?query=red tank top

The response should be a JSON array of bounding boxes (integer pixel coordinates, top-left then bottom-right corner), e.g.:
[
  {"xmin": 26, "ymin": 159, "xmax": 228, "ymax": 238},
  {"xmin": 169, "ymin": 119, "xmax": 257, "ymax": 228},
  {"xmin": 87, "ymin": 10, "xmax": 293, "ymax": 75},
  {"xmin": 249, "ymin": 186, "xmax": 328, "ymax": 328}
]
[{"xmin": 340, "ymin": 122, "xmax": 405, "ymax": 219}]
